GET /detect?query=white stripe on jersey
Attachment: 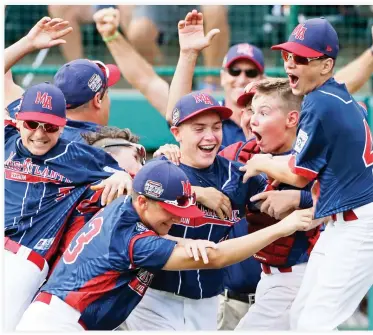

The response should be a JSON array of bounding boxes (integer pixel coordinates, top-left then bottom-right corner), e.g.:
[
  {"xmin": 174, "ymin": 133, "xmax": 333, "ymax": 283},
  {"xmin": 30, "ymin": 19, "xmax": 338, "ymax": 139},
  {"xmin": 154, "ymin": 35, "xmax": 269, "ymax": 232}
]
[
  {"xmin": 31, "ymin": 183, "xmax": 47, "ymax": 228},
  {"xmin": 44, "ymin": 142, "xmax": 73, "ymax": 163},
  {"xmin": 318, "ymin": 90, "xmax": 352, "ymax": 104},
  {"xmin": 18, "ymin": 230, "xmax": 27, "ymax": 244},
  {"xmin": 221, "ymin": 162, "xmax": 232, "ymax": 190},
  {"xmin": 197, "ymin": 270, "xmax": 203, "ymax": 299},
  {"xmin": 20, "ymin": 183, "xmax": 30, "ymax": 217},
  {"xmin": 177, "ymin": 226, "xmax": 189, "ymax": 295}
]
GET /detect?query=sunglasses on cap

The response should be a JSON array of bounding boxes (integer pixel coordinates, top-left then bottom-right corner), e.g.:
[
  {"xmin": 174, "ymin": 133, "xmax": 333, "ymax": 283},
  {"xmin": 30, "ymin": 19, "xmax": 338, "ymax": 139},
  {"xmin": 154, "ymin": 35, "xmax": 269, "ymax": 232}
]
[
  {"xmin": 139, "ymin": 192, "xmax": 197, "ymax": 208},
  {"xmin": 101, "ymin": 141, "xmax": 147, "ymax": 165},
  {"xmin": 226, "ymin": 67, "xmax": 260, "ymax": 78},
  {"xmin": 281, "ymin": 51, "xmax": 329, "ymax": 66},
  {"xmin": 23, "ymin": 120, "xmax": 60, "ymax": 133}
]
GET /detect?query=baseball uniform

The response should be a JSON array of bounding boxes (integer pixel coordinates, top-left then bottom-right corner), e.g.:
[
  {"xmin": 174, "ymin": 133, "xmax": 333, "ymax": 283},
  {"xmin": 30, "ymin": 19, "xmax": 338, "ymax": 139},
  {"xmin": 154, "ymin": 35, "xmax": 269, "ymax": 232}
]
[
  {"xmin": 271, "ymin": 18, "xmax": 373, "ymax": 330},
  {"xmin": 125, "ymin": 93, "xmax": 267, "ymax": 331},
  {"xmin": 4, "ymin": 83, "xmax": 121, "ymax": 330},
  {"xmin": 16, "ymin": 159, "xmax": 203, "ymax": 331}
]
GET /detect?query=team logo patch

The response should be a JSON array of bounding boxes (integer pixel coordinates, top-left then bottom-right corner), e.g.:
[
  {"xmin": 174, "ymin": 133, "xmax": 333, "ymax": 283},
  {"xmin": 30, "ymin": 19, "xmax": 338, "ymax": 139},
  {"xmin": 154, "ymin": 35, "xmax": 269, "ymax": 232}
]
[
  {"xmin": 88, "ymin": 74, "xmax": 103, "ymax": 92},
  {"xmin": 193, "ymin": 93, "xmax": 214, "ymax": 106},
  {"xmin": 291, "ymin": 24, "xmax": 307, "ymax": 40},
  {"xmin": 35, "ymin": 91, "xmax": 53, "ymax": 110},
  {"xmin": 144, "ymin": 180, "xmax": 164, "ymax": 198},
  {"xmin": 172, "ymin": 108, "xmax": 180, "ymax": 126},
  {"xmin": 135, "ymin": 222, "xmax": 148, "ymax": 232},
  {"xmin": 294, "ymin": 129, "xmax": 308, "ymax": 153},
  {"xmin": 236, "ymin": 43, "xmax": 254, "ymax": 57}
]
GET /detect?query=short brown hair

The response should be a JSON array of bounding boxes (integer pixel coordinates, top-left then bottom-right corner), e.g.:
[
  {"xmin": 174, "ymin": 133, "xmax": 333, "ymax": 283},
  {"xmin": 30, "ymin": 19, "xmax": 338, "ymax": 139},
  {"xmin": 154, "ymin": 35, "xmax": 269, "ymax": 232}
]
[
  {"xmin": 81, "ymin": 126, "xmax": 140, "ymax": 147},
  {"xmin": 253, "ymin": 77, "xmax": 303, "ymax": 112}
]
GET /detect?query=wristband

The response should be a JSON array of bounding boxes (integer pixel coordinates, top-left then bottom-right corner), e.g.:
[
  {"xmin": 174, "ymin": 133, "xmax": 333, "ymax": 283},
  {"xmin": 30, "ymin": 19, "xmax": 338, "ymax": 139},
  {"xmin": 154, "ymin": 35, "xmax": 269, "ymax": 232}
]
[{"xmin": 102, "ymin": 31, "xmax": 119, "ymax": 43}]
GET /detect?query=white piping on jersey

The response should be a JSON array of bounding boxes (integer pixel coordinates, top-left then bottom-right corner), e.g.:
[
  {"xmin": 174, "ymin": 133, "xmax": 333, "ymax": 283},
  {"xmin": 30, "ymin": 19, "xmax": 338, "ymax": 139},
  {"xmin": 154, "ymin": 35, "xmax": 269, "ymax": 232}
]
[
  {"xmin": 318, "ymin": 90, "xmax": 352, "ymax": 104},
  {"xmin": 29, "ymin": 216, "xmax": 33, "ymax": 228},
  {"xmin": 207, "ymin": 225, "xmax": 213, "ymax": 241},
  {"xmin": 197, "ymin": 270, "xmax": 203, "ymax": 299},
  {"xmin": 20, "ymin": 183, "xmax": 30, "ymax": 217},
  {"xmin": 16, "ymin": 137, "xmax": 22, "ymax": 150},
  {"xmin": 177, "ymin": 226, "xmax": 189, "ymax": 295},
  {"xmin": 18, "ymin": 230, "xmax": 27, "ymax": 244},
  {"xmin": 32, "ymin": 183, "xmax": 47, "ymax": 228},
  {"xmin": 221, "ymin": 162, "xmax": 232, "ymax": 190},
  {"xmin": 44, "ymin": 142, "xmax": 74, "ymax": 163}
]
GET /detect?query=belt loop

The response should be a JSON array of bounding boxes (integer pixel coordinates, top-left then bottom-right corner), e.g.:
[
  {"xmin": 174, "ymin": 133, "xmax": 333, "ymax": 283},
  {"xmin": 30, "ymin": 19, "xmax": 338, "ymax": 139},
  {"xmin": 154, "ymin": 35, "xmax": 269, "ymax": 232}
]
[{"xmin": 224, "ymin": 288, "xmax": 229, "ymax": 301}]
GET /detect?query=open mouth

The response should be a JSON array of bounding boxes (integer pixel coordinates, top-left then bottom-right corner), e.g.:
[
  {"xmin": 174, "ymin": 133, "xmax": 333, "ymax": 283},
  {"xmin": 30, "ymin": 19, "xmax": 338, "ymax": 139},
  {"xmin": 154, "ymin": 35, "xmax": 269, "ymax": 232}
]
[
  {"xmin": 198, "ymin": 144, "xmax": 216, "ymax": 153},
  {"xmin": 30, "ymin": 139, "xmax": 49, "ymax": 145},
  {"xmin": 288, "ymin": 74, "xmax": 299, "ymax": 88},
  {"xmin": 252, "ymin": 131, "xmax": 262, "ymax": 143}
]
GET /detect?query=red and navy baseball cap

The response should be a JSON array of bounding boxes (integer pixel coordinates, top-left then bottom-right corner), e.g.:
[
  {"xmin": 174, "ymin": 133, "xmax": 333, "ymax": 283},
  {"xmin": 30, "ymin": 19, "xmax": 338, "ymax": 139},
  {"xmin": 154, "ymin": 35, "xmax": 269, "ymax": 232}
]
[
  {"xmin": 271, "ymin": 18, "xmax": 339, "ymax": 59},
  {"xmin": 171, "ymin": 92, "xmax": 232, "ymax": 127},
  {"xmin": 237, "ymin": 82, "xmax": 258, "ymax": 107},
  {"xmin": 53, "ymin": 59, "xmax": 121, "ymax": 109},
  {"xmin": 16, "ymin": 82, "xmax": 67, "ymax": 126},
  {"xmin": 133, "ymin": 159, "xmax": 203, "ymax": 218},
  {"xmin": 223, "ymin": 43, "xmax": 265, "ymax": 73}
]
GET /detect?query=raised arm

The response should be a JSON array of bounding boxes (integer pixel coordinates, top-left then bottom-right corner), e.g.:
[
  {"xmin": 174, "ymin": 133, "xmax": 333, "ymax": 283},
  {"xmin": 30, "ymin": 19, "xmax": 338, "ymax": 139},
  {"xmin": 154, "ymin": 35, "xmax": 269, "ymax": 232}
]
[
  {"xmin": 334, "ymin": 26, "xmax": 373, "ymax": 94},
  {"xmin": 93, "ymin": 8, "xmax": 169, "ymax": 117},
  {"xmin": 166, "ymin": 9, "xmax": 220, "ymax": 122},
  {"xmin": 5, "ymin": 16, "xmax": 72, "ymax": 74},
  {"xmin": 163, "ymin": 208, "xmax": 313, "ymax": 270},
  {"xmin": 4, "ymin": 70, "xmax": 24, "ymax": 110}
]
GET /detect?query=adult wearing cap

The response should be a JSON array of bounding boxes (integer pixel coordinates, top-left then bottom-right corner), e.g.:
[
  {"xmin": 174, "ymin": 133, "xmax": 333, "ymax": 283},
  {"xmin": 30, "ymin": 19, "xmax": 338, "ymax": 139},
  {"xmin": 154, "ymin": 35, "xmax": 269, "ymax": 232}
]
[
  {"xmin": 16, "ymin": 160, "xmax": 314, "ymax": 331},
  {"xmin": 93, "ymin": 7, "xmax": 265, "ymax": 148},
  {"xmin": 240, "ymin": 17, "xmax": 373, "ymax": 330},
  {"xmin": 53, "ymin": 58, "xmax": 121, "ymax": 143}
]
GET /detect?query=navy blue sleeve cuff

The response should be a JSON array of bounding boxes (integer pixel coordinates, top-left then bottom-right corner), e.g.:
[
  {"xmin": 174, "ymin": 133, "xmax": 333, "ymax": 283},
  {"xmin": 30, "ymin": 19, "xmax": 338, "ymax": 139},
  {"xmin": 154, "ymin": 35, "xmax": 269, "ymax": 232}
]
[{"xmin": 299, "ymin": 190, "xmax": 313, "ymax": 209}]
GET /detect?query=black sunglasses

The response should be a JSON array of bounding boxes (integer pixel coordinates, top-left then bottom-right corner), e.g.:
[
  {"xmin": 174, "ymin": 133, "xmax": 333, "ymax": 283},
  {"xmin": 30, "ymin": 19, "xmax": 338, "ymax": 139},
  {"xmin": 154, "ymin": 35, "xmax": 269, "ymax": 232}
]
[{"xmin": 227, "ymin": 67, "xmax": 260, "ymax": 78}]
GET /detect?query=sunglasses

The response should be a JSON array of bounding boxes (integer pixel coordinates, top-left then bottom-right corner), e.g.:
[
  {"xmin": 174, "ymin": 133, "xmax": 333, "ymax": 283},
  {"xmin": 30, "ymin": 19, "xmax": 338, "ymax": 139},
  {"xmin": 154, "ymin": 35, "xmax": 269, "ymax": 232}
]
[
  {"xmin": 23, "ymin": 120, "xmax": 60, "ymax": 133},
  {"xmin": 281, "ymin": 50, "xmax": 329, "ymax": 66},
  {"xmin": 101, "ymin": 142, "xmax": 147, "ymax": 165},
  {"xmin": 139, "ymin": 192, "xmax": 197, "ymax": 208},
  {"xmin": 227, "ymin": 67, "xmax": 260, "ymax": 78}
]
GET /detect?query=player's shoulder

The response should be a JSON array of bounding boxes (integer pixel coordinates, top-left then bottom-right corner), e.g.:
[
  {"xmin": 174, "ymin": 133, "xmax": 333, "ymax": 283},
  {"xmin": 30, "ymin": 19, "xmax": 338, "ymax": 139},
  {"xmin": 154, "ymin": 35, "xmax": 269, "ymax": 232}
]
[
  {"xmin": 215, "ymin": 153, "xmax": 244, "ymax": 170},
  {"xmin": 305, "ymin": 78, "xmax": 352, "ymax": 110}
]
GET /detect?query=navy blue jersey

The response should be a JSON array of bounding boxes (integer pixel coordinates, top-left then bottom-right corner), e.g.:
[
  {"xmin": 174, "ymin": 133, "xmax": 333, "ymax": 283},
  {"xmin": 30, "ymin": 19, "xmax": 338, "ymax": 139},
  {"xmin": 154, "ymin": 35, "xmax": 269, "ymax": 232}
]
[
  {"xmin": 4, "ymin": 121, "xmax": 121, "ymax": 260},
  {"xmin": 223, "ymin": 218, "xmax": 262, "ymax": 294},
  {"xmin": 150, "ymin": 155, "xmax": 267, "ymax": 299},
  {"xmin": 289, "ymin": 78, "xmax": 373, "ymax": 218},
  {"xmin": 219, "ymin": 99, "xmax": 246, "ymax": 147},
  {"xmin": 42, "ymin": 196, "xmax": 177, "ymax": 330},
  {"xmin": 62, "ymin": 119, "xmax": 101, "ymax": 143}
]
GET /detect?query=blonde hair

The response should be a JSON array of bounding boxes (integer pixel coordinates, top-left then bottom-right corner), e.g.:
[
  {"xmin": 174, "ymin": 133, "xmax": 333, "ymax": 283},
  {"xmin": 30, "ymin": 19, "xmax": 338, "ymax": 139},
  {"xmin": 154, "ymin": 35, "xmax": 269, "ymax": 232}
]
[{"xmin": 253, "ymin": 77, "xmax": 303, "ymax": 112}]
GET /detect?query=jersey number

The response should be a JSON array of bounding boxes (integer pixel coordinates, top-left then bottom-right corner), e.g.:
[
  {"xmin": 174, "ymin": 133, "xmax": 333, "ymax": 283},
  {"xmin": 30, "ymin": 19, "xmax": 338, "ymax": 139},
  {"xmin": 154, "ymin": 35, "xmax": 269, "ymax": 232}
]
[
  {"xmin": 63, "ymin": 217, "xmax": 103, "ymax": 264},
  {"xmin": 363, "ymin": 119, "xmax": 373, "ymax": 167}
]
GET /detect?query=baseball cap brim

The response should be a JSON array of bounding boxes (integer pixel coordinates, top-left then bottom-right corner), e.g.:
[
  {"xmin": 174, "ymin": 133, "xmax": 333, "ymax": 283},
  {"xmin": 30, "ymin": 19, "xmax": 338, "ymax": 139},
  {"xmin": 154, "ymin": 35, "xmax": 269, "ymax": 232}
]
[
  {"xmin": 106, "ymin": 64, "xmax": 121, "ymax": 87},
  {"xmin": 178, "ymin": 106, "xmax": 233, "ymax": 126},
  {"xmin": 225, "ymin": 56, "xmax": 264, "ymax": 73},
  {"xmin": 16, "ymin": 111, "xmax": 67, "ymax": 127},
  {"xmin": 159, "ymin": 202, "xmax": 204, "ymax": 218},
  {"xmin": 271, "ymin": 41, "xmax": 323, "ymax": 58},
  {"xmin": 237, "ymin": 91, "xmax": 255, "ymax": 107}
]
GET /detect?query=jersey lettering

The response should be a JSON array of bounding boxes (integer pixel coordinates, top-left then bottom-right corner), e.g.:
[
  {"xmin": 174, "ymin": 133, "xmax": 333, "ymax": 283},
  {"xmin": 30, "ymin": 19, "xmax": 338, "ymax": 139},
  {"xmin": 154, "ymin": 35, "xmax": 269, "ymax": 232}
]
[
  {"xmin": 56, "ymin": 186, "xmax": 75, "ymax": 202},
  {"xmin": 362, "ymin": 119, "xmax": 373, "ymax": 167},
  {"xmin": 63, "ymin": 217, "xmax": 103, "ymax": 264}
]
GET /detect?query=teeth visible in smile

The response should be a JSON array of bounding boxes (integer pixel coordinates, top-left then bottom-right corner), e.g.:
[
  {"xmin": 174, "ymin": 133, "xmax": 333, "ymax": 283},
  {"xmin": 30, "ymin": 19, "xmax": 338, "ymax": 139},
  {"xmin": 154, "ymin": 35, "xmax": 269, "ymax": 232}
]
[{"xmin": 200, "ymin": 145, "xmax": 215, "ymax": 150}]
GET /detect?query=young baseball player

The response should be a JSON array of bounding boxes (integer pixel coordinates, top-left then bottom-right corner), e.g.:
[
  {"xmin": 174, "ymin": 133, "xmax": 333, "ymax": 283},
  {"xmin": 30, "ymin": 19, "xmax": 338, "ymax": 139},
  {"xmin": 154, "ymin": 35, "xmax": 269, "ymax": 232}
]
[
  {"xmin": 227, "ymin": 78, "xmax": 319, "ymax": 330},
  {"xmin": 16, "ymin": 159, "xmax": 314, "ymax": 331},
  {"xmin": 240, "ymin": 18, "xmax": 373, "ymax": 330},
  {"xmin": 4, "ymin": 81, "xmax": 131, "ymax": 330}
]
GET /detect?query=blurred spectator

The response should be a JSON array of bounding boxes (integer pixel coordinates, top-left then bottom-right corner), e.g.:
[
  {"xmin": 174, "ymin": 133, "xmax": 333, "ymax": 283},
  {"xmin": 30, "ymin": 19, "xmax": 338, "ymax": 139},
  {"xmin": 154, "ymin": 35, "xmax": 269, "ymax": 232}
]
[
  {"xmin": 48, "ymin": 5, "xmax": 134, "ymax": 61},
  {"xmin": 126, "ymin": 5, "xmax": 230, "ymax": 90}
]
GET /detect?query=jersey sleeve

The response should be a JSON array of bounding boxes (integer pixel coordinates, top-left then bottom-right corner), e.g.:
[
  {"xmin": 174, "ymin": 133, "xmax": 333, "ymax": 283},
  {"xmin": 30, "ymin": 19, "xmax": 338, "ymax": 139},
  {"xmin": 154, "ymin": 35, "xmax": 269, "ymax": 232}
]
[
  {"xmin": 4, "ymin": 120, "xmax": 19, "ymax": 143},
  {"xmin": 289, "ymin": 98, "xmax": 328, "ymax": 181},
  {"xmin": 54, "ymin": 142, "xmax": 124, "ymax": 184},
  {"xmin": 129, "ymin": 233, "xmax": 177, "ymax": 271}
]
